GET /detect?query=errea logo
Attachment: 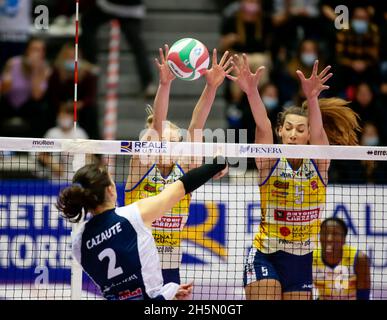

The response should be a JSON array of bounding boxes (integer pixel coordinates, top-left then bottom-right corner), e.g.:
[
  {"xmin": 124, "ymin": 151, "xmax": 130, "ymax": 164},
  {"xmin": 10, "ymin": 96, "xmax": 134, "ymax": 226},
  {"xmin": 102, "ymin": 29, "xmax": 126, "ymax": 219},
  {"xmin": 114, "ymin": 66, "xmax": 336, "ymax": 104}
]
[{"xmin": 367, "ymin": 150, "xmax": 387, "ymax": 157}]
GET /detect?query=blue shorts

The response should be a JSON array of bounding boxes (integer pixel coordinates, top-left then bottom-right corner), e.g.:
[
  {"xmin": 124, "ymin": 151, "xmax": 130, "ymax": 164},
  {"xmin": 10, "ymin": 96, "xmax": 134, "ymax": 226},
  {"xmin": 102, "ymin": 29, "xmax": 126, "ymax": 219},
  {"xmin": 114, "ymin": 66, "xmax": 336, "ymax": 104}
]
[
  {"xmin": 243, "ymin": 247, "xmax": 313, "ymax": 293},
  {"xmin": 162, "ymin": 268, "xmax": 180, "ymax": 284}
]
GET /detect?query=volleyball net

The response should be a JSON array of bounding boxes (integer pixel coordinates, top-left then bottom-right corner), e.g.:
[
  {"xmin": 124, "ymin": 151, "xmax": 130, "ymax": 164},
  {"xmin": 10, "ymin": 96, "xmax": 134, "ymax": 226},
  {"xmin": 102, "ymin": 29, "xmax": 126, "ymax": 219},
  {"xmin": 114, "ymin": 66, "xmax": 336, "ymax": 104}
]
[{"xmin": 0, "ymin": 137, "xmax": 387, "ymax": 300}]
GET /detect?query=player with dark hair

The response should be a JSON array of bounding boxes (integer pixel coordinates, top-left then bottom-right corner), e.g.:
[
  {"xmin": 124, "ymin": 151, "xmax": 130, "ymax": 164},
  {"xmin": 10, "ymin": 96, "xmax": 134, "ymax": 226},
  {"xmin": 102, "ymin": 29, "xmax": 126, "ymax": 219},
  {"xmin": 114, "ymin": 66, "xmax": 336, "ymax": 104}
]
[
  {"xmin": 57, "ymin": 158, "xmax": 227, "ymax": 300},
  {"xmin": 313, "ymin": 217, "xmax": 371, "ymax": 300}
]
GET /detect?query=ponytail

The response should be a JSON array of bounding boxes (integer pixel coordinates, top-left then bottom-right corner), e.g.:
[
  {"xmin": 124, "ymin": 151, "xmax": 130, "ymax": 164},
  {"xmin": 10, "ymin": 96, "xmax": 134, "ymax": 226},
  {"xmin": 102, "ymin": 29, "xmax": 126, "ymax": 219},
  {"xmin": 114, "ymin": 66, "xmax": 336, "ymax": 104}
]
[
  {"xmin": 56, "ymin": 164, "xmax": 112, "ymax": 223},
  {"xmin": 302, "ymin": 98, "xmax": 361, "ymax": 145},
  {"xmin": 277, "ymin": 98, "xmax": 361, "ymax": 146}
]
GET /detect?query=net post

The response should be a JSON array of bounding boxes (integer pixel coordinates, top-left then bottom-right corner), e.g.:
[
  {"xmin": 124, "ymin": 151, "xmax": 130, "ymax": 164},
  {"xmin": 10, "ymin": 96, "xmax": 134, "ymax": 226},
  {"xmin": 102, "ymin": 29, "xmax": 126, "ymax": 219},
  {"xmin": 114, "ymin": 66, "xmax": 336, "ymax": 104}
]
[
  {"xmin": 70, "ymin": 226, "xmax": 83, "ymax": 300},
  {"xmin": 70, "ymin": 153, "xmax": 86, "ymax": 300}
]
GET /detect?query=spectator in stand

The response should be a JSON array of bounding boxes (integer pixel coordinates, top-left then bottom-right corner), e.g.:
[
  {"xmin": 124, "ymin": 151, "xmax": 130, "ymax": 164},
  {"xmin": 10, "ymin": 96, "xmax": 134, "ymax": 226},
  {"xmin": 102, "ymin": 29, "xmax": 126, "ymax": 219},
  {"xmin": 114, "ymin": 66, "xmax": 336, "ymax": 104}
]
[
  {"xmin": 0, "ymin": 37, "xmax": 50, "ymax": 137},
  {"xmin": 350, "ymin": 82, "xmax": 382, "ymax": 134},
  {"xmin": 220, "ymin": 0, "xmax": 273, "ymax": 128},
  {"xmin": 378, "ymin": 11, "xmax": 387, "ymax": 145},
  {"xmin": 335, "ymin": 6, "xmax": 380, "ymax": 93},
  {"xmin": 80, "ymin": 0, "xmax": 156, "ymax": 97},
  {"xmin": 38, "ymin": 102, "xmax": 90, "ymax": 181},
  {"xmin": 329, "ymin": 122, "xmax": 387, "ymax": 184},
  {"xmin": 271, "ymin": 0, "xmax": 321, "ymax": 59},
  {"xmin": 44, "ymin": 101, "xmax": 89, "ymax": 140},
  {"xmin": 273, "ymin": 39, "xmax": 327, "ymax": 103},
  {"xmin": 237, "ymin": 82, "xmax": 282, "ymax": 144},
  {"xmin": 48, "ymin": 42, "xmax": 100, "ymax": 139},
  {"xmin": 0, "ymin": 0, "xmax": 32, "ymax": 72}
]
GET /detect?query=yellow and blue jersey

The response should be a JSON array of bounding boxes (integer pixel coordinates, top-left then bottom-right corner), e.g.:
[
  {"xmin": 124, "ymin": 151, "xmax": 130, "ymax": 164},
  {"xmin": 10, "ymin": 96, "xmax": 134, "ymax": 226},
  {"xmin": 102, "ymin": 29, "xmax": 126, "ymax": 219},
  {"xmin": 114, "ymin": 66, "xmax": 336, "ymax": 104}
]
[
  {"xmin": 313, "ymin": 245, "xmax": 358, "ymax": 300},
  {"xmin": 253, "ymin": 158, "xmax": 326, "ymax": 255},
  {"xmin": 125, "ymin": 163, "xmax": 191, "ymax": 270}
]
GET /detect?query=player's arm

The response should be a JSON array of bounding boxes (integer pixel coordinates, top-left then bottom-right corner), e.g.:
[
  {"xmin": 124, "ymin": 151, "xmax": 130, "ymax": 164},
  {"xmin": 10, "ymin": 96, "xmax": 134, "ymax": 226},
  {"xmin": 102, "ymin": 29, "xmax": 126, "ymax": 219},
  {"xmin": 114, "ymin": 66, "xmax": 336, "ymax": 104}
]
[
  {"xmin": 187, "ymin": 49, "xmax": 232, "ymax": 143},
  {"xmin": 137, "ymin": 157, "xmax": 227, "ymax": 227},
  {"xmin": 184, "ymin": 50, "xmax": 232, "ymax": 172},
  {"xmin": 296, "ymin": 60, "xmax": 332, "ymax": 146},
  {"xmin": 125, "ymin": 45, "xmax": 175, "ymax": 191},
  {"xmin": 226, "ymin": 54, "xmax": 275, "ymax": 176},
  {"xmin": 355, "ymin": 251, "xmax": 371, "ymax": 300},
  {"xmin": 296, "ymin": 60, "xmax": 333, "ymax": 175},
  {"xmin": 141, "ymin": 44, "xmax": 175, "ymax": 142},
  {"xmin": 227, "ymin": 54, "xmax": 272, "ymax": 145}
]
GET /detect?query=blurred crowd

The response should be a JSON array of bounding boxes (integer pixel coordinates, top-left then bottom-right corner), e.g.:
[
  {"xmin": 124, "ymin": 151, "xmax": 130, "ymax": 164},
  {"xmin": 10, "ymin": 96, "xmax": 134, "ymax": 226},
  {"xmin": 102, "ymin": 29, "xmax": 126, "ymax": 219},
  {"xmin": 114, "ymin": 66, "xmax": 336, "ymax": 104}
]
[
  {"xmin": 219, "ymin": 0, "xmax": 387, "ymax": 146},
  {"xmin": 0, "ymin": 0, "xmax": 155, "ymax": 141},
  {"xmin": 218, "ymin": 0, "xmax": 387, "ymax": 183},
  {"xmin": 0, "ymin": 0, "xmax": 386, "ymax": 184}
]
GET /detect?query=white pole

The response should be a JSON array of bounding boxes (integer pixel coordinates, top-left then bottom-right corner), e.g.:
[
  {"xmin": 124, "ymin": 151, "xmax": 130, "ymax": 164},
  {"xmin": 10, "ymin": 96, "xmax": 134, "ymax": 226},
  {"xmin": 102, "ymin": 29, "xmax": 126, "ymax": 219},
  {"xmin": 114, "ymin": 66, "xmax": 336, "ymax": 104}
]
[{"xmin": 70, "ymin": 153, "xmax": 86, "ymax": 300}]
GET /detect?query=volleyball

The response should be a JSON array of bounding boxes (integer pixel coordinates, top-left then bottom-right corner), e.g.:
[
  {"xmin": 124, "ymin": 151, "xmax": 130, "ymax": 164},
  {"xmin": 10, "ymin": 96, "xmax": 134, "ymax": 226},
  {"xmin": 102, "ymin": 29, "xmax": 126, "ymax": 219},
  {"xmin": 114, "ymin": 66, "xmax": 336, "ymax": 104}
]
[{"xmin": 167, "ymin": 38, "xmax": 210, "ymax": 81}]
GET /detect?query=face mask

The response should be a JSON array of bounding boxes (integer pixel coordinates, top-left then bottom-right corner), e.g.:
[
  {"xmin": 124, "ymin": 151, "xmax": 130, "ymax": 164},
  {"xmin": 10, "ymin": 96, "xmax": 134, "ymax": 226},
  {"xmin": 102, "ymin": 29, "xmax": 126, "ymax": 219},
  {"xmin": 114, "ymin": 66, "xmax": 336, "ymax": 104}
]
[
  {"xmin": 58, "ymin": 117, "xmax": 73, "ymax": 130},
  {"xmin": 301, "ymin": 53, "xmax": 317, "ymax": 67},
  {"xmin": 363, "ymin": 136, "xmax": 379, "ymax": 146},
  {"xmin": 64, "ymin": 59, "xmax": 80, "ymax": 71},
  {"xmin": 351, "ymin": 19, "xmax": 368, "ymax": 34},
  {"xmin": 64, "ymin": 59, "xmax": 75, "ymax": 71},
  {"xmin": 242, "ymin": 2, "xmax": 260, "ymax": 14},
  {"xmin": 262, "ymin": 96, "xmax": 279, "ymax": 111}
]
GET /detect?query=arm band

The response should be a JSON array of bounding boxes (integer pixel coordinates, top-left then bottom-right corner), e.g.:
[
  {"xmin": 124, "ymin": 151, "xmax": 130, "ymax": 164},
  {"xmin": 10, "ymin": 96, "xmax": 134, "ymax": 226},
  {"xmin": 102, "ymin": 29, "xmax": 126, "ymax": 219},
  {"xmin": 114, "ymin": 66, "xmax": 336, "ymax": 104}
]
[
  {"xmin": 357, "ymin": 289, "xmax": 370, "ymax": 300},
  {"xmin": 179, "ymin": 156, "xmax": 227, "ymax": 195}
]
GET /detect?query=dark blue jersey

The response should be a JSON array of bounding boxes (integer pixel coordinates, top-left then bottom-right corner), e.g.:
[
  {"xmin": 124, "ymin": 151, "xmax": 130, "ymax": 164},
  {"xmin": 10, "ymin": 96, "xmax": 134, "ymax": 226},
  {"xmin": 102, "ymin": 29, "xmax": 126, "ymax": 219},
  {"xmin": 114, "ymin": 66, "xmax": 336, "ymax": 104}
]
[{"xmin": 72, "ymin": 204, "xmax": 179, "ymax": 300}]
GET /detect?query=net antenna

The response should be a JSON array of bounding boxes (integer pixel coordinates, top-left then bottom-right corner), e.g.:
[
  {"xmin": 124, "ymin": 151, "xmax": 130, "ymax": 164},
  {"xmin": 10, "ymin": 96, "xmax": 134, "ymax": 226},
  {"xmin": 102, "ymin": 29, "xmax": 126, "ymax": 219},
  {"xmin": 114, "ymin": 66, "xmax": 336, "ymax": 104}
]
[{"xmin": 70, "ymin": 0, "xmax": 85, "ymax": 300}]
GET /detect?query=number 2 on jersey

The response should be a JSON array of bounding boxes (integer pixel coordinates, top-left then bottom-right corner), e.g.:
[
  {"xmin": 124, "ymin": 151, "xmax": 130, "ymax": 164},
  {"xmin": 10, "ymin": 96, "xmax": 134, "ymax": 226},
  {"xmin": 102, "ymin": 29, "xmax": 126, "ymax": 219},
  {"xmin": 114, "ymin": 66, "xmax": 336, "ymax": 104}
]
[{"xmin": 98, "ymin": 248, "xmax": 123, "ymax": 279}]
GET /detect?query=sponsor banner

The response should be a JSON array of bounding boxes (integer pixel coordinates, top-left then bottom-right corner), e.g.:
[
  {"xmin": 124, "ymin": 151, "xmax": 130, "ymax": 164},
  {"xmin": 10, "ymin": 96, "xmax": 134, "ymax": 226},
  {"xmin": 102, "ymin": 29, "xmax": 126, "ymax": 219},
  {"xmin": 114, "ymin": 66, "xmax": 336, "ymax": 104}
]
[
  {"xmin": 274, "ymin": 208, "xmax": 320, "ymax": 222},
  {"xmin": 1, "ymin": 138, "xmax": 387, "ymax": 160},
  {"xmin": 120, "ymin": 141, "xmax": 167, "ymax": 154},
  {"xmin": 1, "ymin": 182, "xmax": 387, "ymax": 299},
  {"xmin": 152, "ymin": 216, "xmax": 183, "ymax": 229}
]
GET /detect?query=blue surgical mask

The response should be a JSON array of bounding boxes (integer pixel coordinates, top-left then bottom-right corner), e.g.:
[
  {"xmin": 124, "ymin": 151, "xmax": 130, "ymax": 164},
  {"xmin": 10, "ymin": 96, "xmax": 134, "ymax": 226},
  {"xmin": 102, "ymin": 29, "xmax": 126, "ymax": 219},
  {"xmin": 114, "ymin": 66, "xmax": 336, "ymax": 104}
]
[
  {"xmin": 363, "ymin": 136, "xmax": 380, "ymax": 147},
  {"xmin": 57, "ymin": 116, "xmax": 73, "ymax": 130},
  {"xmin": 301, "ymin": 53, "xmax": 317, "ymax": 67},
  {"xmin": 64, "ymin": 60, "xmax": 75, "ymax": 71},
  {"xmin": 363, "ymin": 136, "xmax": 379, "ymax": 146},
  {"xmin": 262, "ymin": 96, "xmax": 279, "ymax": 111},
  {"xmin": 352, "ymin": 19, "xmax": 369, "ymax": 34},
  {"xmin": 64, "ymin": 59, "xmax": 81, "ymax": 72}
]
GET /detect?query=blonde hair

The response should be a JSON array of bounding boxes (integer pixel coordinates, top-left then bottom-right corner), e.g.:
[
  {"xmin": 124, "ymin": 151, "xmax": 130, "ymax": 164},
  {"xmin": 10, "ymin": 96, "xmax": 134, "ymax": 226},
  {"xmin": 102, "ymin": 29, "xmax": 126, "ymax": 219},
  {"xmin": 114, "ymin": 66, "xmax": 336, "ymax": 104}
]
[
  {"xmin": 144, "ymin": 105, "xmax": 182, "ymax": 140},
  {"xmin": 277, "ymin": 98, "xmax": 361, "ymax": 145}
]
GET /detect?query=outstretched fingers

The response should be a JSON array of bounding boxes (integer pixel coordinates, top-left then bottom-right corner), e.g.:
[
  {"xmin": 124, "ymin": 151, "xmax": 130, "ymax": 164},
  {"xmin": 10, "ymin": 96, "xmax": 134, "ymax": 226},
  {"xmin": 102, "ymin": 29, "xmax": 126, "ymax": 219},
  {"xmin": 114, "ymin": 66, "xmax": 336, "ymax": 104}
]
[
  {"xmin": 154, "ymin": 58, "xmax": 162, "ymax": 69},
  {"xmin": 254, "ymin": 66, "xmax": 265, "ymax": 80},
  {"xmin": 224, "ymin": 65, "xmax": 234, "ymax": 75},
  {"xmin": 212, "ymin": 48, "xmax": 218, "ymax": 66},
  {"xmin": 296, "ymin": 70, "xmax": 306, "ymax": 82},
  {"xmin": 233, "ymin": 54, "xmax": 242, "ymax": 69},
  {"xmin": 218, "ymin": 50, "xmax": 229, "ymax": 67},
  {"xmin": 222, "ymin": 55, "xmax": 233, "ymax": 70},
  {"xmin": 163, "ymin": 44, "xmax": 169, "ymax": 60},
  {"xmin": 321, "ymin": 73, "xmax": 333, "ymax": 84},
  {"xmin": 226, "ymin": 73, "xmax": 237, "ymax": 81},
  {"xmin": 318, "ymin": 65, "xmax": 331, "ymax": 79},
  {"xmin": 312, "ymin": 59, "xmax": 319, "ymax": 76},
  {"xmin": 159, "ymin": 47, "xmax": 166, "ymax": 64}
]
